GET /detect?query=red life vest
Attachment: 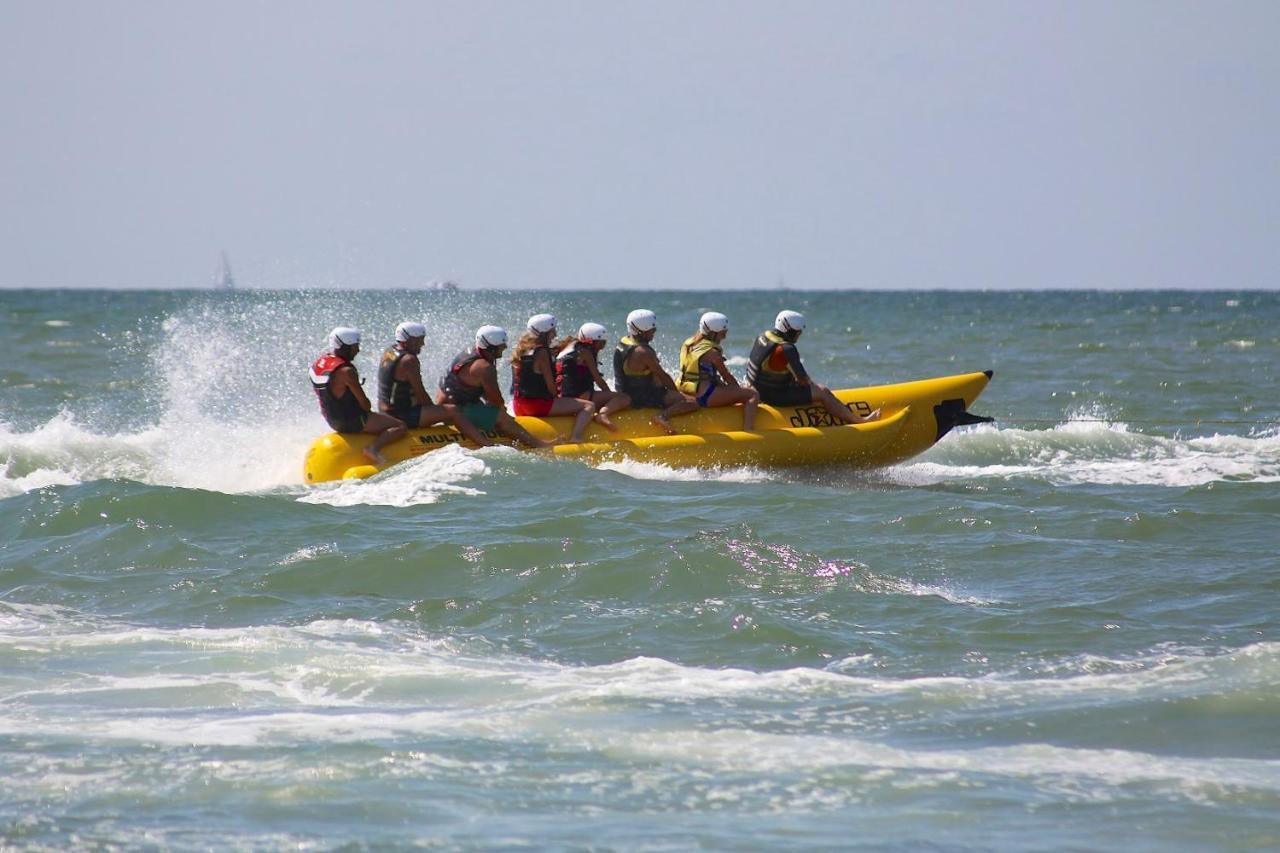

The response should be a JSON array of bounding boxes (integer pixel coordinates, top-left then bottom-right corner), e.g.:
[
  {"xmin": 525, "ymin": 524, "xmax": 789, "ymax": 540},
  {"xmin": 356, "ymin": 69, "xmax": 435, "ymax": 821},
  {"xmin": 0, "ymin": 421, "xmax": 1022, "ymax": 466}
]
[{"xmin": 309, "ymin": 353, "xmax": 364, "ymax": 426}]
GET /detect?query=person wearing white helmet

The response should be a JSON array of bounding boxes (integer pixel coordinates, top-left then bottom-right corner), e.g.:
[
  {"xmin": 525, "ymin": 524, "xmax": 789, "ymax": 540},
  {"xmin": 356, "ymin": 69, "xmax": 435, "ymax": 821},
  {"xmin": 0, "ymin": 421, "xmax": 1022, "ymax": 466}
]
[
  {"xmin": 435, "ymin": 325, "xmax": 557, "ymax": 448},
  {"xmin": 614, "ymin": 308, "xmax": 698, "ymax": 433},
  {"xmin": 509, "ymin": 313, "xmax": 596, "ymax": 442},
  {"xmin": 677, "ymin": 312, "xmax": 759, "ymax": 430},
  {"xmin": 376, "ymin": 321, "xmax": 491, "ymax": 446},
  {"xmin": 309, "ymin": 326, "xmax": 407, "ymax": 465},
  {"xmin": 554, "ymin": 322, "xmax": 631, "ymax": 431},
  {"xmin": 746, "ymin": 310, "xmax": 879, "ymax": 424}
]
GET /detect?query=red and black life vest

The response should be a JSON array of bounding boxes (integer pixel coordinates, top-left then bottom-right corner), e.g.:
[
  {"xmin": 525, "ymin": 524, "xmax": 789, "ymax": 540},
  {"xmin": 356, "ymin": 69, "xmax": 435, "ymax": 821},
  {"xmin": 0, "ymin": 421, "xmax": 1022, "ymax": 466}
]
[
  {"xmin": 439, "ymin": 350, "xmax": 487, "ymax": 405},
  {"xmin": 556, "ymin": 342, "xmax": 595, "ymax": 398},
  {"xmin": 511, "ymin": 346, "xmax": 554, "ymax": 400},
  {"xmin": 309, "ymin": 353, "xmax": 364, "ymax": 426}
]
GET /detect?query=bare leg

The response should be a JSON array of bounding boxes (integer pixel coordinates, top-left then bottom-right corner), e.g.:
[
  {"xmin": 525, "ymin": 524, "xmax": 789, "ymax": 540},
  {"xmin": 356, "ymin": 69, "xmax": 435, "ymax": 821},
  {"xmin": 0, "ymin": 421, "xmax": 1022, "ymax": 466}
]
[
  {"xmin": 703, "ymin": 386, "xmax": 760, "ymax": 431},
  {"xmin": 655, "ymin": 391, "xmax": 698, "ymax": 434},
  {"xmin": 814, "ymin": 385, "xmax": 879, "ymax": 424},
  {"xmin": 548, "ymin": 397, "xmax": 595, "ymax": 443},
  {"xmin": 591, "ymin": 391, "xmax": 629, "ymax": 431},
  {"xmin": 361, "ymin": 412, "xmax": 408, "ymax": 465},
  {"xmin": 496, "ymin": 412, "xmax": 558, "ymax": 449}
]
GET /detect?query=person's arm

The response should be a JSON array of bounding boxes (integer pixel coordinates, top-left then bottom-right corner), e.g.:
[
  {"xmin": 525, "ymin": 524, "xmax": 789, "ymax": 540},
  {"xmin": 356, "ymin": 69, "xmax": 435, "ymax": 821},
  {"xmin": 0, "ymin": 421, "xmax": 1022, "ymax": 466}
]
[
  {"xmin": 534, "ymin": 349, "xmax": 557, "ymax": 393},
  {"xmin": 479, "ymin": 362, "xmax": 505, "ymax": 407},
  {"xmin": 398, "ymin": 353, "xmax": 430, "ymax": 405},
  {"xmin": 335, "ymin": 365, "xmax": 372, "ymax": 412},
  {"xmin": 705, "ymin": 349, "xmax": 740, "ymax": 387},
  {"xmin": 637, "ymin": 346, "xmax": 679, "ymax": 392},
  {"xmin": 584, "ymin": 350, "xmax": 609, "ymax": 392},
  {"xmin": 781, "ymin": 343, "xmax": 811, "ymax": 385}
]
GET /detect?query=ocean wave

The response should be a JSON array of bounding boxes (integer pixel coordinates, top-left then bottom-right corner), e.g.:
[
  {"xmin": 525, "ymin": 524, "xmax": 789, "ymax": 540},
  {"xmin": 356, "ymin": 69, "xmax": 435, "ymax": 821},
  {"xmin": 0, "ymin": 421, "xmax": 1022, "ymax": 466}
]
[
  {"xmin": 594, "ymin": 459, "xmax": 770, "ymax": 483},
  {"xmin": 296, "ymin": 444, "xmax": 490, "ymax": 507},
  {"xmin": 896, "ymin": 421, "xmax": 1280, "ymax": 487},
  {"xmin": 4, "ymin": 604, "xmax": 1275, "ymax": 713},
  {"xmin": 0, "ymin": 410, "xmax": 316, "ymax": 498}
]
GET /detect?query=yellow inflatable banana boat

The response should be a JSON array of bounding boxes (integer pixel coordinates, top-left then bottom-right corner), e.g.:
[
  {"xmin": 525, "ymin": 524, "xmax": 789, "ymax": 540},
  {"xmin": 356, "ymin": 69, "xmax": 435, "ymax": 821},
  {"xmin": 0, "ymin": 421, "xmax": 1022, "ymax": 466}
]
[{"xmin": 303, "ymin": 370, "xmax": 993, "ymax": 483}]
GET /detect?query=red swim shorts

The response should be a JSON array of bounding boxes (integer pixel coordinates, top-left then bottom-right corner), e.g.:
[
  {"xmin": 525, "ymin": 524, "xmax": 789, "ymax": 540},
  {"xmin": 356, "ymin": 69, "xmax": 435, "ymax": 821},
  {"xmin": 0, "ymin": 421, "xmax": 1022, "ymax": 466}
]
[{"xmin": 512, "ymin": 397, "xmax": 556, "ymax": 417}]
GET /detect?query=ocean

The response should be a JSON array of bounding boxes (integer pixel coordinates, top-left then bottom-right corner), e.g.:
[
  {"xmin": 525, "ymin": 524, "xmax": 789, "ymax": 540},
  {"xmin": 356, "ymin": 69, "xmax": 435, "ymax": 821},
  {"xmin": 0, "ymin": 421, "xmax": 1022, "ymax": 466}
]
[{"xmin": 1, "ymin": 288, "xmax": 1277, "ymax": 850}]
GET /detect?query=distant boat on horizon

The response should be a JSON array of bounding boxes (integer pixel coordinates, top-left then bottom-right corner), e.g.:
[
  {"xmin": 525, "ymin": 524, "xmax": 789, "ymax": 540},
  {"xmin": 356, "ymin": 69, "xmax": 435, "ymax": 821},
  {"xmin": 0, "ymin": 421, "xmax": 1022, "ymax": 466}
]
[
  {"xmin": 424, "ymin": 279, "xmax": 460, "ymax": 292},
  {"xmin": 213, "ymin": 252, "xmax": 236, "ymax": 290}
]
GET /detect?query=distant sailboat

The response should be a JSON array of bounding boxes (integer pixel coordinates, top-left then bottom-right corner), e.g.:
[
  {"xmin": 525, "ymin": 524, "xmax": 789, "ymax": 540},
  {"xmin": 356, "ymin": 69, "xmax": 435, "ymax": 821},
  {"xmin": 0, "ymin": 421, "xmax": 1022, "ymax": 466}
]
[{"xmin": 214, "ymin": 251, "xmax": 236, "ymax": 290}]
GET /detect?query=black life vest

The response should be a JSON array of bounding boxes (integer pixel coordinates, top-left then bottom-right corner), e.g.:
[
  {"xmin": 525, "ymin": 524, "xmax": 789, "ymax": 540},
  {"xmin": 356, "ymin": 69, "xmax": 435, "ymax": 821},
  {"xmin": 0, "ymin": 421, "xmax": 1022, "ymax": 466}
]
[
  {"xmin": 746, "ymin": 330, "xmax": 798, "ymax": 391},
  {"xmin": 613, "ymin": 336, "xmax": 658, "ymax": 397},
  {"xmin": 377, "ymin": 346, "xmax": 415, "ymax": 415},
  {"xmin": 309, "ymin": 353, "xmax": 364, "ymax": 425},
  {"xmin": 439, "ymin": 350, "xmax": 487, "ymax": 405},
  {"xmin": 511, "ymin": 346, "xmax": 554, "ymax": 400},
  {"xmin": 556, "ymin": 342, "xmax": 595, "ymax": 398}
]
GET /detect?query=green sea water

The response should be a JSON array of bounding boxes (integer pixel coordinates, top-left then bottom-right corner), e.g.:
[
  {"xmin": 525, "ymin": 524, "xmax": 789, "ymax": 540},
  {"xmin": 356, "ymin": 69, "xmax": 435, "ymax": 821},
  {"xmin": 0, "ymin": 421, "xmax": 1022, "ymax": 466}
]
[{"xmin": 1, "ymin": 289, "xmax": 1278, "ymax": 850}]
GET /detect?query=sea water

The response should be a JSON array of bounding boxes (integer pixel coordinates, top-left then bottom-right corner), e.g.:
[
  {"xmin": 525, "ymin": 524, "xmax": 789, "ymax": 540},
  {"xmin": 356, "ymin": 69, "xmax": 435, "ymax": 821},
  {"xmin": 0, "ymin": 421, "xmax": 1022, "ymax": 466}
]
[{"xmin": 1, "ymin": 289, "xmax": 1277, "ymax": 850}]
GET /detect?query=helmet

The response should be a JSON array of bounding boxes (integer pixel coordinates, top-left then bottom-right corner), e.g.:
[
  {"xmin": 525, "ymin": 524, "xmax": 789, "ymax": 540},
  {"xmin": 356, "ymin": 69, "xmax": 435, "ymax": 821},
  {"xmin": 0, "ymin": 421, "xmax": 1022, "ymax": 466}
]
[
  {"xmin": 699, "ymin": 311, "xmax": 729, "ymax": 334},
  {"xmin": 328, "ymin": 326, "xmax": 361, "ymax": 350},
  {"xmin": 527, "ymin": 313, "xmax": 557, "ymax": 335},
  {"xmin": 626, "ymin": 309, "xmax": 657, "ymax": 334},
  {"xmin": 775, "ymin": 310, "xmax": 806, "ymax": 335},
  {"xmin": 475, "ymin": 325, "xmax": 508, "ymax": 349},
  {"xmin": 395, "ymin": 321, "xmax": 427, "ymax": 342},
  {"xmin": 577, "ymin": 322, "xmax": 607, "ymax": 343}
]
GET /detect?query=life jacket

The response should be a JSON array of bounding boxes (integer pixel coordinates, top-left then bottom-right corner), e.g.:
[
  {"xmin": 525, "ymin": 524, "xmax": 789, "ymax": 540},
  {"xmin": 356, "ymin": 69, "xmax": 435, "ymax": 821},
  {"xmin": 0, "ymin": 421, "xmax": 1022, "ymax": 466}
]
[
  {"xmin": 377, "ymin": 345, "xmax": 415, "ymax": 414},
  {"xmin": 511, "ymin": 345, "xmax": 554, "ymax": 400},
  {"xmin": 746, "ymin": 330, "xmax": 799, "ymax": 392},
  {"xmin": 677, "ymin": 336, "xmax": 721, "ymax": 394},
  {"xmin": 613, "ymin": 335, "xmax": 658, "ymax": 397},
  {"xmin": 556, "ymin": 342, "xmax": 595, "ymax": 398},
  {"xmin": 439, "ymin": 350, "xmax": 487, "ymax": 405},
  {"xmin": 310, "ymin": 353, "xmax": 364, "ymax": 425}
]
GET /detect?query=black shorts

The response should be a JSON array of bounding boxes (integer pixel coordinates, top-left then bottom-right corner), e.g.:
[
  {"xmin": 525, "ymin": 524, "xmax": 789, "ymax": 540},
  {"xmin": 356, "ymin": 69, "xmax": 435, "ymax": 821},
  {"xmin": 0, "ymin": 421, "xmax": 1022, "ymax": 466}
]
[
  {"xmin": 327, "ymin": 411, "xmax": 370, "ymax": 433},
  {"xmin": 627, "ymin": 385, "xmax": 669, "ymax": 409},
  {"xmin": 758, "ymin": 385, "xmax": 813, "ymax": 407},
  {"xmin": 390, "ymin": 405, "xmax": 424, "ymax": 427}
]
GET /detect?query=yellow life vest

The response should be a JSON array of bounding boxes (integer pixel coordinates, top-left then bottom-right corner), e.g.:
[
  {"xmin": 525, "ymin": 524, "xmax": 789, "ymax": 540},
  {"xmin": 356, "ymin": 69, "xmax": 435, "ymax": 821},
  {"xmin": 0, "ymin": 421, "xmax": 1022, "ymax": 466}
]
[{"xmin": 678, "ymin": 336, "xmax": 721, "ymax": 394}]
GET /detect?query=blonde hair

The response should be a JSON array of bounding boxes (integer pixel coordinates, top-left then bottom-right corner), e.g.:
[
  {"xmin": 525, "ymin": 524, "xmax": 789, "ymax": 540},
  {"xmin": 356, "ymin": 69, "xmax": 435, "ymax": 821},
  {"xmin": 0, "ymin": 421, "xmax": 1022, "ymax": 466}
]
[{"xmin": 511, "ymin": 330, "xmax": 551, "ymax": 364}]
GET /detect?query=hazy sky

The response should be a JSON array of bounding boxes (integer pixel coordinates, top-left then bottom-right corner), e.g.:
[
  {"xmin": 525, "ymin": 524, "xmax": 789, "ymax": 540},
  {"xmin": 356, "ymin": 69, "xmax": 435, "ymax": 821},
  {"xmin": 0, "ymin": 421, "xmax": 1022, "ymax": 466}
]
[{"xmin": 2, "ymin": 1, "xmax": 1277, "ymax": 289}]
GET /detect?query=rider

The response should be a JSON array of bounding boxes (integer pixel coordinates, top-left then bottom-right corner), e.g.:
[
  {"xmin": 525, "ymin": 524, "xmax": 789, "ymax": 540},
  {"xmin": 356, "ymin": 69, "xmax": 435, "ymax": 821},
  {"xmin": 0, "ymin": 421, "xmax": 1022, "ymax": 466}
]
[
  {"xmin": 677, "ymin": 312, "xmax": 759, "ymax": 430},
  {"xmin": 613, "ymin": 309, "xmax": 698, "ymax": 434},
  {"xmin": 310, "ymin": 326, "xmax": 407, "ymax": 465},
  {"xmin": 377, "ymin": 321, "xmax": 491, "ymax": 445},
  {"xmin": 436, "ymin": 325, "xmax": 558, "ymax": 449},
  {"xmin": 555, "ymin": 322, "xmax": 630, "ymax": 431},
  {"xmin": 746, "ymin": 310, "xmax": 880, "ymax": 424},
  {"xmin": 509, "ymin": 313, "xmax": 595, "ymax": 443}
]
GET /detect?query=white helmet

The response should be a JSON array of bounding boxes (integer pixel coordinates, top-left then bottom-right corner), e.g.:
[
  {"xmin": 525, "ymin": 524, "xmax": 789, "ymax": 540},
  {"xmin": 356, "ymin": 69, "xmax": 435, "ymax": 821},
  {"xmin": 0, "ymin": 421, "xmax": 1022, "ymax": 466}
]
[
  {"xmin": 699, "ymin": 311, "xmax": 729, "ymax": 334},
  {"xmin": 475, "ymin": 325, "xmax": 508, "ymax": 349},
  {"xmin": 626, "ymin": 309, "xmax": 657, "ymax": 334},
  {"xmin": 775, "ymin": 310, "xmax": 806, "ymax": 334},
  {"xmin": 527, "ymin": 313, "xmax": 557, "ymax": 335},
  {"xmin": 577, "ymin": 322, "xmax": 607, "ymax": 343},
  {"xmin": 328, "ymin": 326, "xmax": 361, "ymax": 350},
  {"xmin": 395, "ymin": 321, "xmax": 427, "ymax": 342}
]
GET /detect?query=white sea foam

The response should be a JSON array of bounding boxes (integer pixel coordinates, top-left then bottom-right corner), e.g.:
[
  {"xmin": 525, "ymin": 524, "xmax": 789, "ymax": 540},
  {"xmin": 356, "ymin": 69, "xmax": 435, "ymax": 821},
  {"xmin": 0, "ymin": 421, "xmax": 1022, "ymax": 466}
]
[
  {"xmin": 4, "ymin": 604, "xmax": 1275, "ymax": 716},
  {"xmin": 296, "ymin": 444, "xmax": 489, "ymax": 508},
  {"xmin": 3, "ymin": 620, "xmax": 1278, "ymax": 803},
  {"xmin": 595, "ymin": 459, "xmax": 770, "ymax": 483},
  {"xmin": 894, "ymin": 421, "xmax": 1280, "ymax": 487},
  {"xmin": 608, "ymin": 728, "xmax": 1280, "ymax": 795}
]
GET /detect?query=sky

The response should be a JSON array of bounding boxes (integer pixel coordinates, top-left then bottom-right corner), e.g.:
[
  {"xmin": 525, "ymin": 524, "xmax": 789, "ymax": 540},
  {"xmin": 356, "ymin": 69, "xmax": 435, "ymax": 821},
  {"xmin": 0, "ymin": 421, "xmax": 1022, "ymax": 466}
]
[{"xmin": 1, "ymin": 1, "xmax": 1277, "ymax": 290}]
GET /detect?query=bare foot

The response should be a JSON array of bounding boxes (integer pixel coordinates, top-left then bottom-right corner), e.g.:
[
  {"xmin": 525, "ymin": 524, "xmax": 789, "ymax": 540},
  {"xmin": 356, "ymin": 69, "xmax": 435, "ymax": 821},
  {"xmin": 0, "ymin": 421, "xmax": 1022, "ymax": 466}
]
[
  {"xmin": 860, "ymin": 408, "xmax": 881, "ymax": 423},
  {"xmin": 362, "ymin": 446, "xmax": 387, "ymax": 466},
  {"xmin": 594, "ymin": 412, "xmax": 619, "ymax": 432},
  {"xmin": 652, "ymin": 413, "xmax": 678, "ymax": 435}
]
